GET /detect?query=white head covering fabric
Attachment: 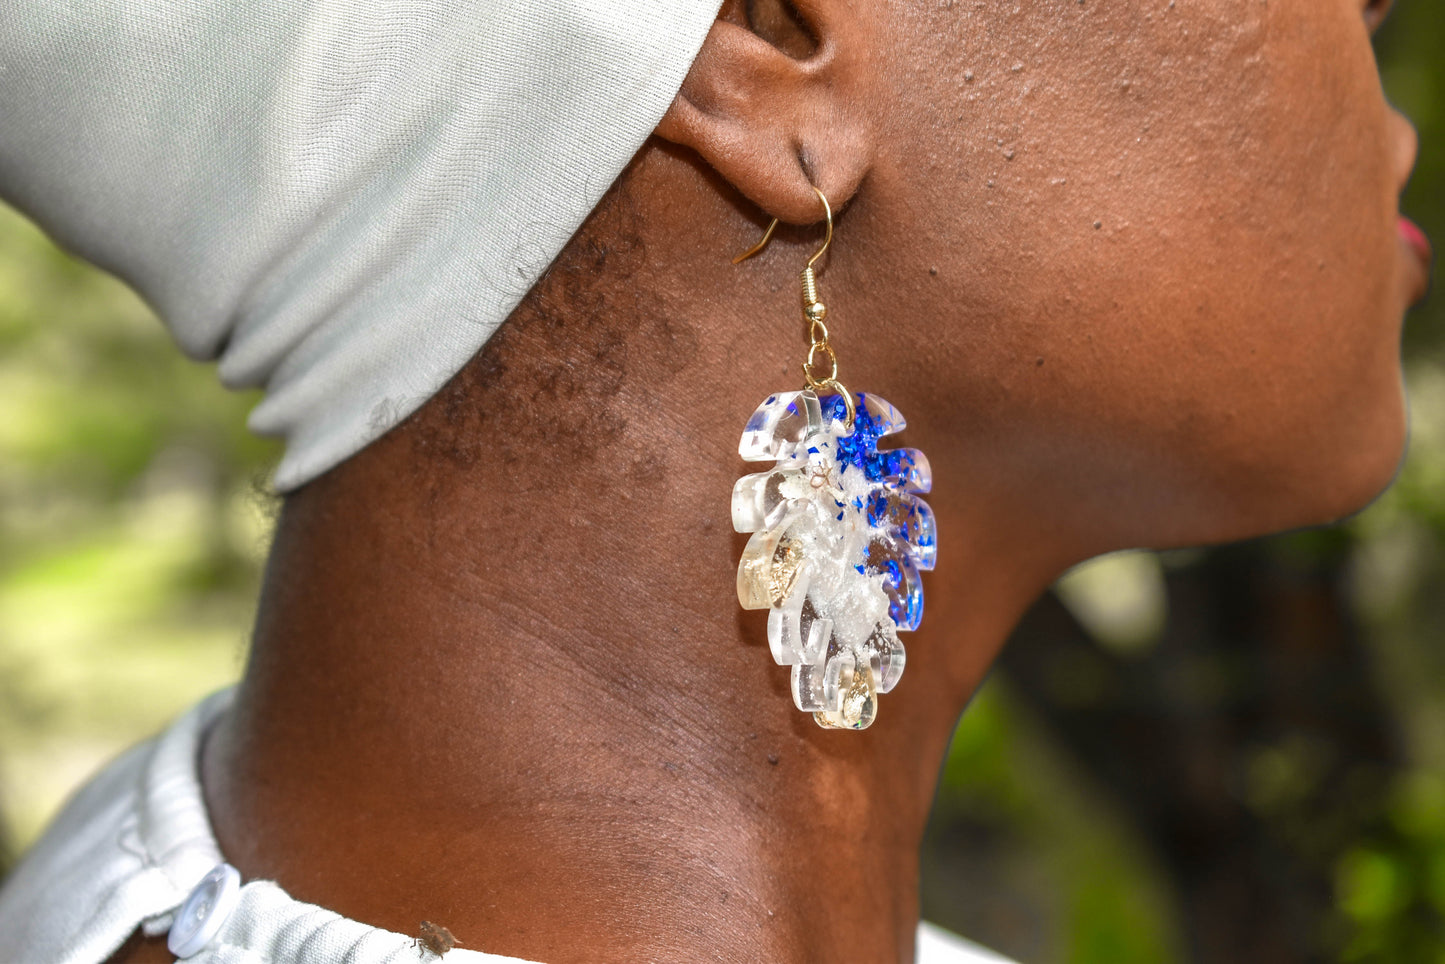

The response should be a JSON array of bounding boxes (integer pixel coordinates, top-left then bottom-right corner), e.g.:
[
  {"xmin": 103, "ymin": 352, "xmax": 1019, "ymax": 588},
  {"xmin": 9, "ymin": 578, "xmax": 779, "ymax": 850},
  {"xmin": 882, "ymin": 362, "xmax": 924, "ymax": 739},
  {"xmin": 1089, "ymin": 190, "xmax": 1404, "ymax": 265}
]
[{"xmin": 0, "ymin": 0, "xmax": 719, "ymax": 490}]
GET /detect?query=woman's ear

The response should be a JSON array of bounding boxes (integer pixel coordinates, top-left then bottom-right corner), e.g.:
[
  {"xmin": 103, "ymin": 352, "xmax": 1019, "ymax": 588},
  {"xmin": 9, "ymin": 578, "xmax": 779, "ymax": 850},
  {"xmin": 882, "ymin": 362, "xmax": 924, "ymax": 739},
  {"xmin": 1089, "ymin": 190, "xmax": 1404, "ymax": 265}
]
[{"xmin": 655, "ymin": 0, "xmax": 875, "ymax": 225}]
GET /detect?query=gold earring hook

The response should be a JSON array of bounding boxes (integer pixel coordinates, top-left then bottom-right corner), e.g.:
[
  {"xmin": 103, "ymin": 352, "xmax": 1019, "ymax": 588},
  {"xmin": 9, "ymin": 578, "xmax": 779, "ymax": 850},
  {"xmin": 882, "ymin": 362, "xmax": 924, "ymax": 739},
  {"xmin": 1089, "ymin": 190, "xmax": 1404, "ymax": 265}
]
[
  {"xmin": 806, "ymin": 186, "xmax": 833, "ymax": 270},
  {"xmin": 731, "ymin": 219, "xmax": 778, "ymax": 265},
  {"xmin": 730, "ymin": 186, "xmax": 833, "ymax": 265},
  {"xmin": 730, "ymin": 186, "xmax": 854, "ymax": 429}
]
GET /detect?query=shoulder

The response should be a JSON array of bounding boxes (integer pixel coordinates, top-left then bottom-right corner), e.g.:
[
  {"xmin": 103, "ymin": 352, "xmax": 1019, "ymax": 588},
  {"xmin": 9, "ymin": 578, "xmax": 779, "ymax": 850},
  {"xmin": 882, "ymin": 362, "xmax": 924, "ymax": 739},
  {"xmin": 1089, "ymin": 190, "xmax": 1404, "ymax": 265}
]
[
  {"xmin": 0, "ymin": 736, "xmax": 153, "ymax": 962},
  {"xmin": 0, "ymin": 690, "xmax": 233, "ymax": 964}
]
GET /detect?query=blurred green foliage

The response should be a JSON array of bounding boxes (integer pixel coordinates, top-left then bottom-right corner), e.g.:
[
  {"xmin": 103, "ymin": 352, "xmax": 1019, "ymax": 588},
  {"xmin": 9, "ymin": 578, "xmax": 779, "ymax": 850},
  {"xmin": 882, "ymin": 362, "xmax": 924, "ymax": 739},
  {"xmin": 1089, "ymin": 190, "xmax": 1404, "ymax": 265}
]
[
  {"xmin": 0, "ymin": 5, "xmax": 1442, "ymax": 963},
  {"xmin": 1310, "ymin": 6, "xmax": 1445, "ymax": 955},
  {"xmin": 0, "ymin": 208, "xmax": 280, "ymax": 850},
  {"xmin": 925, "ymin": 680, "xmax": 1184, "ymax": 962}
]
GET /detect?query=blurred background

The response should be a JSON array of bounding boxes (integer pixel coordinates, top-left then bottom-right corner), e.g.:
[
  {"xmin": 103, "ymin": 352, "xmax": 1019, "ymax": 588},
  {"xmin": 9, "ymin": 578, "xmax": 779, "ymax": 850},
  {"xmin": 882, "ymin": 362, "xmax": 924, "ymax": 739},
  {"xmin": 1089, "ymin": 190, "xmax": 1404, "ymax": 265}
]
[{"xmin": 0, "ymin": 8, "xmax": 1442, "ymax": 964}]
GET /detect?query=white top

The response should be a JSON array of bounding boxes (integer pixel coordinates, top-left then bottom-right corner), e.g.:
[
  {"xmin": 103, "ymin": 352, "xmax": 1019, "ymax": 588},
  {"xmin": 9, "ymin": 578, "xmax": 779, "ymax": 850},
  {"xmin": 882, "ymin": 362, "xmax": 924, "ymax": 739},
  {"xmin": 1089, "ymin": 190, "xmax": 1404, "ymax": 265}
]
[
  {"xmin": 0, "ymin": 688, "xmax": 1020, "ymax": 963},
  {"xmin": 0, "ymin": 0, "xmax": 719, "ymax": 491}
]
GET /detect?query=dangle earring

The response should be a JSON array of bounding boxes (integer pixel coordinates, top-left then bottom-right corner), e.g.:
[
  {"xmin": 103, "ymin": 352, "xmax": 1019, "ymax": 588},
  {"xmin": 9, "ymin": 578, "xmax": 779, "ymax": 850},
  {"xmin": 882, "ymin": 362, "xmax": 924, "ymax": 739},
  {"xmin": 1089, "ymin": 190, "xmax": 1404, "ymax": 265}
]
[{"xmin": 730, "ymin": 187, "xmax": 937, "ymax": 731}]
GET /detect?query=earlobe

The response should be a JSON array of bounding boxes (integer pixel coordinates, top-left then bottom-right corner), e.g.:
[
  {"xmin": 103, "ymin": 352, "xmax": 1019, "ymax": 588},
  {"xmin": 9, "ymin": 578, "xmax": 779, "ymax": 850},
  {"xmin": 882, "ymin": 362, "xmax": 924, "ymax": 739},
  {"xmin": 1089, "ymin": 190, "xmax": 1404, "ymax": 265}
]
[{"xmin": 655, "ymin": 10, "xmax": 874, "ymax": 225}]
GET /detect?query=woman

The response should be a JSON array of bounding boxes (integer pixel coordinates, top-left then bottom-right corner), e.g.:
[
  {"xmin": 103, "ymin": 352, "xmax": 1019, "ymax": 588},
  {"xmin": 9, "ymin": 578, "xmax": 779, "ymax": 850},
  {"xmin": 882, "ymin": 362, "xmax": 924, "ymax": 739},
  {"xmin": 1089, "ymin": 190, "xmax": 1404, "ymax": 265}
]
[{"xmin": 0, "ymin": 0, "xmax": 1428, "ymax": 961}]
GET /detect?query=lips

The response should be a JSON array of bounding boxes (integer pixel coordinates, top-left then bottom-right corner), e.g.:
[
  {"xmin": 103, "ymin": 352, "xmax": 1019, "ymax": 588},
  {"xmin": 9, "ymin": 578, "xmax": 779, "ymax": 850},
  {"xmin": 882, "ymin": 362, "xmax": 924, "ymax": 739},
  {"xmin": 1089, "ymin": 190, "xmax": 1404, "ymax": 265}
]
[{"xmin": 1399, "ymin": 216, "xmax": 1433, "ymax": 305}]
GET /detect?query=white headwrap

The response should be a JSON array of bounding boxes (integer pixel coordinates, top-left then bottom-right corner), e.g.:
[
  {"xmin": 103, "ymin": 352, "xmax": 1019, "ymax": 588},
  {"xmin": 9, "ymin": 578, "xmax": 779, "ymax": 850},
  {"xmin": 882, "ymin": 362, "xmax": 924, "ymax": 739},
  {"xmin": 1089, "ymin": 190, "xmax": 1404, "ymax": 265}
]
[{"xmin": 0, "ymin": 0, "xmax": 719, "ymax": 490}]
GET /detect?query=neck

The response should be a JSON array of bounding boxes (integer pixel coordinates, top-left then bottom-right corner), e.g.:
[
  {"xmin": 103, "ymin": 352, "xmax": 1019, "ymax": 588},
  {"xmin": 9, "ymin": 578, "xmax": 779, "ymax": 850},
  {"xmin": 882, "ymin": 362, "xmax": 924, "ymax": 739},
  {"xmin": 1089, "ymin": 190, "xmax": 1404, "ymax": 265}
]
[{"xmin": 202, "ymin": 177, "xmax": 1077, "ymax": 964}]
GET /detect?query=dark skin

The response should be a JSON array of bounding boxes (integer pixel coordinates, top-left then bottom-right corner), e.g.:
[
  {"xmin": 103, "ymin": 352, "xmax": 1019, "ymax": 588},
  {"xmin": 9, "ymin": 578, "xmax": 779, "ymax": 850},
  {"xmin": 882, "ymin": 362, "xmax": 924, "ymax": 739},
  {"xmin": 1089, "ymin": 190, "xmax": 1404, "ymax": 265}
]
[{"xmin": 111, "ymin": 0, "xmax": 1426, "ymax": 960}]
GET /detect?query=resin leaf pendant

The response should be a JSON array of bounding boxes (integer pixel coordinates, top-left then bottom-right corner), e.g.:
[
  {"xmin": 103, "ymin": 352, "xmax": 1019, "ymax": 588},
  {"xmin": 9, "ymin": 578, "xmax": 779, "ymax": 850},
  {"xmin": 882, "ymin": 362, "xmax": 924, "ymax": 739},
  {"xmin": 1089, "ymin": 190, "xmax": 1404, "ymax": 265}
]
[{"xmin": 732, "ymin": 389, "xmax": 936, "ymax": 730}]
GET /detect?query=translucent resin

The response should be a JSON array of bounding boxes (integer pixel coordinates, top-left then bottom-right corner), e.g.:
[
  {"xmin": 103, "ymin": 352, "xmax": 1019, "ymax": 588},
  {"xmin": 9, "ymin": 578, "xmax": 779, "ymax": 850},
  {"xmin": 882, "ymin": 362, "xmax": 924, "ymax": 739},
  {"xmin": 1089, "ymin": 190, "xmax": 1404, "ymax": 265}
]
[{"xmin": 733, "ymin": 389, "xmax": 936, "ymax": 730}]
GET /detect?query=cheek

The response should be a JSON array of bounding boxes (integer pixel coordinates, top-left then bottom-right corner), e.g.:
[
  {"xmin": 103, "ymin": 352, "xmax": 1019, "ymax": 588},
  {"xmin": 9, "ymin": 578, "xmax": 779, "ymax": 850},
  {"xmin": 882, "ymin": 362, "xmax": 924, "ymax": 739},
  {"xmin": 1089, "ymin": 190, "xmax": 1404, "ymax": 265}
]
[{"xmin": 881, "ymin": 0, "xmax": 1406, "ymax": 539}]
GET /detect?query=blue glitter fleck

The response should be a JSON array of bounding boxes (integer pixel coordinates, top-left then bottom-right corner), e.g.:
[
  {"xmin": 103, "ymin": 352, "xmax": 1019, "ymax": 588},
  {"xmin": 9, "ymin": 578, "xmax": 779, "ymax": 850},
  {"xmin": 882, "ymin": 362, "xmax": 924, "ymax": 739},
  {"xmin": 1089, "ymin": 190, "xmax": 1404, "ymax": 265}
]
[
  {"xmin": 823, "ymin": 392, "xmax": 897, "ymax": 480},
  {"xmin": 880, "ymin": 557, "xmax": 924, "ymax": 630},
  {"xmin": 866, "ymin": 491, "xmax": 890, "ymax": 527}
]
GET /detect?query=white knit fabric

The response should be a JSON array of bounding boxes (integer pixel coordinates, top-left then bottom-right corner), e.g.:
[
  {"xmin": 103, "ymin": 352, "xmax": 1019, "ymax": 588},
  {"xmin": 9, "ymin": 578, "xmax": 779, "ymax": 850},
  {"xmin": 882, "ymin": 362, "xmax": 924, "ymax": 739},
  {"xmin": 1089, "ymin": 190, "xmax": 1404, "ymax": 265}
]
[
  {"xmin": 0, "ymin": 0, "xmax": 719, "ymax": 490},
  {"xmin": 0, "ymin": 688, "xmax": 1019, "ymax": 963}
]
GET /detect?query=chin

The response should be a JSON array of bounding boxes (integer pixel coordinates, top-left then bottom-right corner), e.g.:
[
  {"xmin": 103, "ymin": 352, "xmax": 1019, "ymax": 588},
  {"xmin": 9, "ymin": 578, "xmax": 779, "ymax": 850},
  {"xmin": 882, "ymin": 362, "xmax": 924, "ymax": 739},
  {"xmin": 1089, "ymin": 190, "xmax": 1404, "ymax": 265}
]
[
  {"xmin": 1174, "ymin": 379, "xmax": 1409, "ymax": 549},
  {"xmin": 1323, "ymin": 411, "xmax": 1409, "ymax": 525},
  {"xmin": 1276, "ymin": 384, "xmax": 1409, "ymax": 533}
]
